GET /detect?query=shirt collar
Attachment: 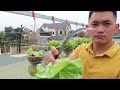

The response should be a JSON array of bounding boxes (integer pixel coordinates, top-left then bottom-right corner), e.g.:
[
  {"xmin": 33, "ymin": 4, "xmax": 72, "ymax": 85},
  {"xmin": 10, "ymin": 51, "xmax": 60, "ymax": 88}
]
[
  {"xmin": 86, "ymin": 41, "xmax": 120, "ymax": 58},
  {"xmin": 104, "ymin": 41, "xmax": 120, "ymax": 58}
]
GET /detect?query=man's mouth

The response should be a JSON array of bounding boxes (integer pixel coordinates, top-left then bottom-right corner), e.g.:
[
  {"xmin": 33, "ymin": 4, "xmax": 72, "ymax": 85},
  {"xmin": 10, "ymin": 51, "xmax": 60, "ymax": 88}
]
[{"xmin": 95, "ymin": 35, "xmax": 105, "ymax": 38}]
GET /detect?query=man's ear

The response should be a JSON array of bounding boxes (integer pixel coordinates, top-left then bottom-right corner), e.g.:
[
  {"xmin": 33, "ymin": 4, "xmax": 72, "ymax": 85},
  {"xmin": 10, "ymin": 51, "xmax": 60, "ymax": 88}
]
[
  {"xmin": 86, "ymin": 24, "xmax": 89, "ymax": 34},
  {"xmin": 114, "ymin": 23, "xmax": 119, "ymax": 34},
  {"xmin": 86, "ymin": 24, "xmax": 88, "ymax": 28},
  {"xmin": 116, "ymin": 23, "xmax": 119, "ymax": 29}
]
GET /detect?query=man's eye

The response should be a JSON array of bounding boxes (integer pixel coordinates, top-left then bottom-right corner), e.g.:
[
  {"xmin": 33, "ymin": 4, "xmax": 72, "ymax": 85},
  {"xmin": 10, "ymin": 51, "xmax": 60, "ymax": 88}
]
[
  {"xmin": 105, "ymin": 23, "xmax": 111, "ymax": 25},
  {"xmin": 92, "ymin": 23, "xmax": 97, "ymax": 26}
]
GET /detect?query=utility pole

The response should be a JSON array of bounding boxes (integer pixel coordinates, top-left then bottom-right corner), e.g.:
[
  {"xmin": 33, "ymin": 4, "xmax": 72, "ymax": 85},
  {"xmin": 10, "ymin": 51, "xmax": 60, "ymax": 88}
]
[{"xmin": 17, "ymin": 25, "xmax": 24, "ymax": 53}]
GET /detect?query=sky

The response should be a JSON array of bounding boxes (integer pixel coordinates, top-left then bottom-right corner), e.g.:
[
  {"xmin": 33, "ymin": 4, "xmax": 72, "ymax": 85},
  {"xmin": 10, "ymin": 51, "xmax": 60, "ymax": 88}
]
[{"xmin": 0, "ymin": 11, "xmax": 120, "ymax": 31}]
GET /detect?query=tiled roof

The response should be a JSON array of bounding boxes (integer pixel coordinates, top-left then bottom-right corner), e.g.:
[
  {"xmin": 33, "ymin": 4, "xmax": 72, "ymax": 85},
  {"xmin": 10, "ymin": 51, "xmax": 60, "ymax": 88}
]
[{"xmin": 40, "ymin": 23, "xmax": 70, "ymax": 29}]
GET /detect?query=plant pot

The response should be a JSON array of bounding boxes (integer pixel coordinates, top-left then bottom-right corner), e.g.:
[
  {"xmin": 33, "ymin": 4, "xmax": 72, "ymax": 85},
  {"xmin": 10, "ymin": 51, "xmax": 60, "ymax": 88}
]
[
  {"xmin": 28, "ymin": 65, "xmax": 37, "ymax": 76},
  {"xmin": 28, "ymin": 56, "xmax": 44, "ymax": 76},
  {"xmin": 28, "ymin": 56, "xmax": 44, "ymax": 66},
  {"xmin": 63, "ymin": 49, "xmax": 73, "ymax": 57}
]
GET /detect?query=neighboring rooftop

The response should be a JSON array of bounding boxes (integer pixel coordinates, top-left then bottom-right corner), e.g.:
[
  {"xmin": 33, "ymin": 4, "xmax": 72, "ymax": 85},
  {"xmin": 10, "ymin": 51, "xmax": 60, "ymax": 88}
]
[{"xmin": 39, "ymin": 23, "xmax": 70, "ymax": 29}]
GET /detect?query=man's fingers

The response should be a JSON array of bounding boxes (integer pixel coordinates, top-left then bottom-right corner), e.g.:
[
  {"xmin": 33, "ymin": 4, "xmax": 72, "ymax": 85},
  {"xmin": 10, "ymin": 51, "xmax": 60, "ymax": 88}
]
[
  {"xmin": 44, "ymin": 46, "xmax": 59, "ymax": 65},
  {"xmin": 44, "ymin": 56, "xmax": 49, "ymax": 65},
  {"xmin": 46, "ymin": 51, "xmax": 56, "ymax": 64},
  {"xmin": 51, "ymin": 46, "xmax": 59, "ymax": 56}
]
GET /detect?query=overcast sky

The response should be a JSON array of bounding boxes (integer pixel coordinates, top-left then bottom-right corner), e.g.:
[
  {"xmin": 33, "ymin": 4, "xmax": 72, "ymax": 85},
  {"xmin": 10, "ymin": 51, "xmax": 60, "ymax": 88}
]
[{"xmin": 0, "ymin": 11, "xmax": 120, "ymax": 31}]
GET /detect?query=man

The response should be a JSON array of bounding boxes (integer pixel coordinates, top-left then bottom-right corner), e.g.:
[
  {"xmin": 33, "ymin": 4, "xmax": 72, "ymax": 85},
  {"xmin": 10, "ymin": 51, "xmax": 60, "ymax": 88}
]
[{"xmin": 44, "ymin": 11, "xmax": 120, "ymax": 79}]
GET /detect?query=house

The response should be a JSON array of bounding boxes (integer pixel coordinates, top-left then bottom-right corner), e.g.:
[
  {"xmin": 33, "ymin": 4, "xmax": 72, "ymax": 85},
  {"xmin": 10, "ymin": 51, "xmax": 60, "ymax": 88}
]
[
  {"xmin": 38, "ymin": 22, "xmax": 71, "ymax": 36},
  {"xmin": 36, "ymin": 23, "xmax": 71, "ymax": 45},
  {"xmin": 23, "ymin": 28, "xmax": 36, "ymax": 44},
  {"xmin": 23, "ymin": 28, "xmax": 33, "ymax": 39}
]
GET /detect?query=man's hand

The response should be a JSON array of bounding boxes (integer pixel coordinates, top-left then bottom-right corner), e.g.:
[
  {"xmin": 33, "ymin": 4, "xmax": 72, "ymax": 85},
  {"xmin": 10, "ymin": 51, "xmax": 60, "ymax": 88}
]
[{"xmin": 44, "ymin": 46, "xmax": 59, "ymax": 65}]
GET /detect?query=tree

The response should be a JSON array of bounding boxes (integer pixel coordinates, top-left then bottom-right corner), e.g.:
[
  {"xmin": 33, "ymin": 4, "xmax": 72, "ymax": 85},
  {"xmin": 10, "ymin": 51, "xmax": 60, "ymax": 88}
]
[
  {"xmin": 4, "ymin": 26, "xmax": 25, "ymax": 45},
  {"xmin": 0, "ymin": 31, "xmax": 6, "ymax": 45},
  {"xmin": 0, "ymin": 32, "xmax": 6, "ymax": 46},
  {"xmin": 5, "ymin": 26, "xmax": 15, "ymax": 41}
]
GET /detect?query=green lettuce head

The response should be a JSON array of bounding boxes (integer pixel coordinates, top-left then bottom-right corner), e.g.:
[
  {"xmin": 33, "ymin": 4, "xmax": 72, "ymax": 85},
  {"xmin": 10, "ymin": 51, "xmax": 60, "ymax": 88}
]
[
  {"xmin": 47, "ymin": 40, "xmax": 61, "ymax": 50},
  {"xmin": 35, "ymin": 58, "xmax": 83, "ymax": 79},
  {"xmin": 25, "ymin": 48, "xmax": 34, "ymax": 56}
]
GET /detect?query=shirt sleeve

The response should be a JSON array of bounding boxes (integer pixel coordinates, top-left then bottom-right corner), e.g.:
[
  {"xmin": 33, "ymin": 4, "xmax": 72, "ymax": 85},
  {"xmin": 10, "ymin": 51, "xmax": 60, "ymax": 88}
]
[{"xmin": 71, "ymin": 44, "xmax": 85, "ymax": 59}]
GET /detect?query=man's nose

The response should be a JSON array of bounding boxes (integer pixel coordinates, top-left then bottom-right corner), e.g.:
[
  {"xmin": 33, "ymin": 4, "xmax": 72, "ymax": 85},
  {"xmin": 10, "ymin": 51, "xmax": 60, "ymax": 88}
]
[{"xmin": 96, "ymin": 25, "xmax": 105, "ymax": 33}]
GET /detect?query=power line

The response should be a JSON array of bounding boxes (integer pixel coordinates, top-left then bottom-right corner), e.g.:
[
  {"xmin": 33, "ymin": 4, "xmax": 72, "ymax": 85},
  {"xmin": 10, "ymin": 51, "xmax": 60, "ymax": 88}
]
[{"xmin": 3, "ymin": 11, "xmax": 86, "ymax": 26}]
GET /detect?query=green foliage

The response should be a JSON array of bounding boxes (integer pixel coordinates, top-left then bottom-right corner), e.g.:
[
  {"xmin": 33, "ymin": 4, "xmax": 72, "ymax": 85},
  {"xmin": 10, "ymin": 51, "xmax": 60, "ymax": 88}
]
[
  {"xmin": 0, "ymin": 31, "xmax": 8, "ymax": 48},
  {"xmin": 0, "ymin": 31, "xmax": 6, "ymax": 43},
  {"xmin": 0, "ymin": 31, "xmax": 6, "ymax": 41},
  {"xmin": 64, "ymin": 40, "xmax": 75, "ymax": 50},
  {"xmin": 23, "ymin": 37, "xmax": 32, "ymax": 46},
  {"xmin": 74, "ymin": 38, "xmax": 82, "ymax": 47},
  {"xmin": 25, "ymin": 48, "xmax": 34, "ymax": 56},
  {"xmin": 35, "ymin": 58, "xmax": 83, "ymax": 79},
  {"xmin": 47, "ymin": 40, "xmax": 61, "ymax": 50},
  {"xmin": 4, "ymin": 26, "xmax": 24, "ymax": 42},
  {"xmin": 74, "ymin": 37, "xmax": 92, "ymax": 47},
  {"xmin": 5, "ymin": 26, "xmax": 15, "ymax": 40},
  {"xmin": 34, "ymin": 50, "xmax": 44, "ymax": 57},
  {"xmin": 25, "ymin": 48, "xmax": 44, "ymax": 57}
]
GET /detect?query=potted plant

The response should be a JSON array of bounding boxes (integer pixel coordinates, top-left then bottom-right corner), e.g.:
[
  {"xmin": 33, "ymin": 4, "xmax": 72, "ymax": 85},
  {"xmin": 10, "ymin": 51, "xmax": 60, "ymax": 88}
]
[
  {"xmin": 25, "ymin": 48, "xmax": 44, "ymax": 65},
  {"xmin": 25, "ymin": 48, "xmax": 44, "ymax": 76},
  {"xmin": 47, "ymin": 40, "xmax": 61, "ymax": 50},
  {"xmin": 63, "ymin": 40, "xmax": 75, "ymax": 57}
]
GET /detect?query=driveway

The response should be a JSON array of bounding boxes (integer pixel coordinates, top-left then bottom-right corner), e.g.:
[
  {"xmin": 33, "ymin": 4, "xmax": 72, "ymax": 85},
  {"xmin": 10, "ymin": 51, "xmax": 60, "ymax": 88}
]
[{"xmin": 0, "ymin": 54, "xmax": 35, "ymax": 79}]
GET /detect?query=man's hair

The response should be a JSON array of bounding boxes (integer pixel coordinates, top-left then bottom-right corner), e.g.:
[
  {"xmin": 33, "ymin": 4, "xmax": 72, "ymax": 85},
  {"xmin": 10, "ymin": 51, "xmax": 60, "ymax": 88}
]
[{"xmin": 88, "ymin": 11, "xmax": 117, "ymax": 21}]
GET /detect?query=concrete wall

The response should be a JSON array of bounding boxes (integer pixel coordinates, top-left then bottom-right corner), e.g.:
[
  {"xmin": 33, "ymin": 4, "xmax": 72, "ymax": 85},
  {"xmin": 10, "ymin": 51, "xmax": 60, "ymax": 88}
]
[
  {"xmin": 36, "ymin": 36, "xmax": 50, "ymax": 46},
  {"xmin": 9, "ymin": 45, "xmax": 47, "ymax": 55}
]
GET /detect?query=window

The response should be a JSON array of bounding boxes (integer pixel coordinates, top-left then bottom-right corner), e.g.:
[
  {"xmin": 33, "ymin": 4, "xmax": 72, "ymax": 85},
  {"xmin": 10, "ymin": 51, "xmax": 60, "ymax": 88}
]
[
  {"xmin": 44, "ymin": 26, "xmax": 46, "ymax": 28},
  {"xmin": 60, "ymin": 31, "xmax": 62, "ymax": 34}
]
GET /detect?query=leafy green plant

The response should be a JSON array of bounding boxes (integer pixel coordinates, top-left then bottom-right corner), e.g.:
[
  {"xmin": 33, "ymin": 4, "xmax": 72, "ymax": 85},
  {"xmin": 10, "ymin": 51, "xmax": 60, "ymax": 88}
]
[
  {"xmin": 25, "ymin": 48, "xmax": 44, "ymax": 57},
  {"xmin": 35, "ymin": 58, "xmax": 83, "ymax": 79},
  {"xmin": 47, "ymin": 40, "xmax": 61, "ymax": 50},
  {"xmin": 64, "ymin": 40, "xmax": 75, "ymax": 50},
  {"xmin": 74, "ymin": 38, "xmax": 82, "ymax": 47},
  {"xmin": 25, "ymin": 48, "xmax": 34, "ymax": 56},
  {"xmin": 74, "ymin": 37, "xmax": 92, "ymax": 48},
  {"xmin": 80, "ymin": 38, "xmax": 92, "ymax": 44}
]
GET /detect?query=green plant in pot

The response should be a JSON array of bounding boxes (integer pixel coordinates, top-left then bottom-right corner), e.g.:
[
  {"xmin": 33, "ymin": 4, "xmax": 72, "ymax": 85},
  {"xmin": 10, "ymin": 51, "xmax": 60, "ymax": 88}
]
[
  {"xmin": 25, "ymin": 48, "xmax": 44, "ymax": 65},
  {"xmin": 63, "ymin": 40, "xmax": 75, "ymax": 57},
  {"xmin": 25, "ymin": 48, "xmax": 44, "ymax": 76},
  {"xmin": 47, "ymin": 40, "xmax": 61, "ymax": 50}
]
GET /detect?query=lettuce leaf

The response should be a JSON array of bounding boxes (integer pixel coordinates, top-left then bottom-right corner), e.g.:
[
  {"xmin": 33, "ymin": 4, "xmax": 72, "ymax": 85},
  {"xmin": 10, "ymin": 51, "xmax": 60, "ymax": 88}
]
[
  {"xmin": 35, "ymin": 58, "xmax": 83, "ymax": 79},
  {"xmin": 25, "ymin": 48, "xmax": 34, "ymax": 56},
  {"xmin": 33, "ymin": 50, "xmax": 44, "ymax": 57},
  {"xmin": 25, "ymin": 48, "xmax": 44, "ymax": 57}
]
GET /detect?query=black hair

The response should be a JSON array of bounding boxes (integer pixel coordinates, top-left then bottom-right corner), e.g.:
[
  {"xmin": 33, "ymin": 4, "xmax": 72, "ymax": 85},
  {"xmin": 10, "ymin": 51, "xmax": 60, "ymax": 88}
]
[{"xmin": 88, "ymin": 11, "xmax": 117, "ymax": 21}]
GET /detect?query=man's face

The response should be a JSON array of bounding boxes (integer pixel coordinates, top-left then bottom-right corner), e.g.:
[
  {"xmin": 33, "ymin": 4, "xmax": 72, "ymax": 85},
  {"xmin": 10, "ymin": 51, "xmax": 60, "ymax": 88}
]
[{"xmin": 87, "ymin": 11, "xmax": 119, "ymax": 44}]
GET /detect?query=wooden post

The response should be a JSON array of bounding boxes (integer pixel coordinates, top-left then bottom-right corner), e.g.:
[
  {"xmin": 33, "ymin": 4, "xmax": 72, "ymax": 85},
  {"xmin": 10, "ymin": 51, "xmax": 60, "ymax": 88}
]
[
  {"xmin": 0, "ymin": 48, "xmax": 1, "ymax": 55},
  {"xmin": 10, "ymin": 46, "xmax": 12, "ymax": 55}
]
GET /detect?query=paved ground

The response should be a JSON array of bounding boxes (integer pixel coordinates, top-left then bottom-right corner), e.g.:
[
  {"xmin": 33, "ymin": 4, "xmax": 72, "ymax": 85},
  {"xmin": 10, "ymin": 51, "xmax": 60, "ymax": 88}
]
[{"xmin": 0, "ymin": 54, "xmax": 35, "ymax": 79}]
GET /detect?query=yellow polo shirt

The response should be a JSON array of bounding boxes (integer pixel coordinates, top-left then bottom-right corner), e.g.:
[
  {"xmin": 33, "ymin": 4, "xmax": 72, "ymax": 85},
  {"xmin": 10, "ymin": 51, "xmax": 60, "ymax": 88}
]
[{"xmin": 71, "ymin": 41, "xmax": 120, "ymax": 79}]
